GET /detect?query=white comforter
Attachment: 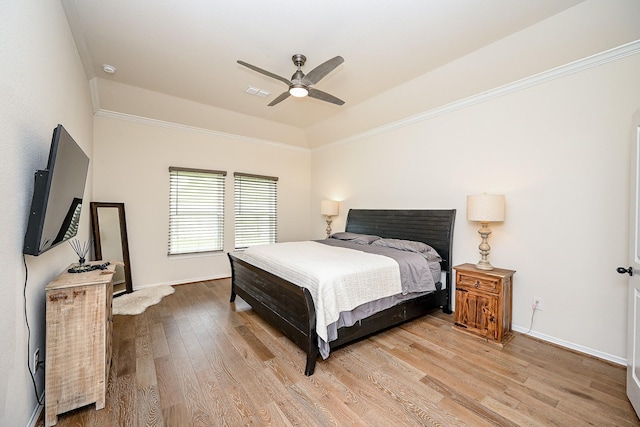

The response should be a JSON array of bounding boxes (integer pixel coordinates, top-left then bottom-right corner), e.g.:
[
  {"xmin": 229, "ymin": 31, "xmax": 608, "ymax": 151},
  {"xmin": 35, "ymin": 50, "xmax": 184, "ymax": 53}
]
[{"xmin": 240, "ymin": 241, "xmax": 402, "ymax": 342}]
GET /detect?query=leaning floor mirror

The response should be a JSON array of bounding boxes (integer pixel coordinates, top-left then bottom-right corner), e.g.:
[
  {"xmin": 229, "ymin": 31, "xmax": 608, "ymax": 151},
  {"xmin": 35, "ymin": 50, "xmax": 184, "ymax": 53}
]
[{"xmin": 90, "ymin": 202, "xmax": 133, "ymax": 296}]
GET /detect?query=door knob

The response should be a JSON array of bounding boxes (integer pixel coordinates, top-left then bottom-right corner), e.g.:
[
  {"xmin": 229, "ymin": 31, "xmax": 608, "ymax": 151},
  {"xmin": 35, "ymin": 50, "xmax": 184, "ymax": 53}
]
[{"xmin": 617, "ymin": 266, "xmax": 634, "ymax": 276}]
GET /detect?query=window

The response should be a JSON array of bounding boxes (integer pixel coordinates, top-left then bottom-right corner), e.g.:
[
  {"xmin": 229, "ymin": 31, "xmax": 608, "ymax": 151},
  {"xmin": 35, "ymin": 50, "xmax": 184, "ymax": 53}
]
[
  {"xmin": 168, "ymin": 167, "xmax": 226, "ymax": 255},
  {"xmin": 234, "ymin": 172, "xmax": 278, "ymax": 249}
]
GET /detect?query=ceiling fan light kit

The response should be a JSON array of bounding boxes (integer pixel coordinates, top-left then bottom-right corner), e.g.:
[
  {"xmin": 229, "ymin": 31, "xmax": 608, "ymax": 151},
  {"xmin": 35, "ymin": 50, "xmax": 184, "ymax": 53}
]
[
  {"xmin": 238, "ymin": 54, "xmax": 345, "ymax": 106},
  {"xmin": 289, "ymin": 85, "xmax": 308, "ymax": 97}
]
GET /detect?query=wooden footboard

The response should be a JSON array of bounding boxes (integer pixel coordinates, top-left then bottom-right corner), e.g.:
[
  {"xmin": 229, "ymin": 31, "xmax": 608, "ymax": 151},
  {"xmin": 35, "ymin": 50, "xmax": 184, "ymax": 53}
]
[{"xmin": 228, "ymin": 253, "xmax": 319, "ymax": 375}]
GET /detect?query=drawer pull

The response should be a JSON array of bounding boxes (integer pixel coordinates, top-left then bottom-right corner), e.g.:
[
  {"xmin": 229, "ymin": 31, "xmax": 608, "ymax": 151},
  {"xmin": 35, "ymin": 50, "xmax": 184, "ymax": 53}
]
[{"xmin": 475, "ymin": 281, "xmax": 480, "ymax": 288}]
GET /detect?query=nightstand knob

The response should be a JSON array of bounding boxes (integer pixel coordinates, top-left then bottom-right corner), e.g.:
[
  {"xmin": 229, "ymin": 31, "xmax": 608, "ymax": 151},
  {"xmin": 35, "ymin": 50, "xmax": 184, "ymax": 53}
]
[{"xmin": 474, "ymin": 281, "xmax": 480, "ymax": 288}]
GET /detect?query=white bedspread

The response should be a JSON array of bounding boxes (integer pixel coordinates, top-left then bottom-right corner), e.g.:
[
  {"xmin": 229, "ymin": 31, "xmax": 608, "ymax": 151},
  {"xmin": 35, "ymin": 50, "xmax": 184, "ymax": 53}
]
[{"xmin": 240, "ymin": 241, "xmax": 402, "ymax": 342}]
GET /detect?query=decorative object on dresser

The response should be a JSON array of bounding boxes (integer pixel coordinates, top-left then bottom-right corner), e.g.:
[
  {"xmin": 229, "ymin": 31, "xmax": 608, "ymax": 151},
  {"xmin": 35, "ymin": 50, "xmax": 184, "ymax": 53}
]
[
  {"xmin": 466, "ymin": 193, "xmax": 505, "ymax": 270},
  {"xmin": 453, "ymin": 263, "xmax": 515, "ymax": 346},
  {"xmin": 320, "ymin": 199, "xmax": 339, "ymax": 237},
  {"xmin": 67, "ymin": 238, "xmax": 92, "ymax": 272},
  {"xmin": 44, "ymin": 262, "xmax": 116, "ymax": 427}
]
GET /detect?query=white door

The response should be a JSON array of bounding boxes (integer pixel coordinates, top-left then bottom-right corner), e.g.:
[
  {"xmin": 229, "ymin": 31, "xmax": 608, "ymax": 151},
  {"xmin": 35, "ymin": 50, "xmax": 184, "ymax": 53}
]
[{"xmin": 625, "ymin": 109, "xmax": 640, "ymax": 416}]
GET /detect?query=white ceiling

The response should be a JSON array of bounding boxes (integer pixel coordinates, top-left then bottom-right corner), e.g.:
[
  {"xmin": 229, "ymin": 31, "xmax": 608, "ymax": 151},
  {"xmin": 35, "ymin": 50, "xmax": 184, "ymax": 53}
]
[{"xmin": 62, "ymin": 0, "xmax": 585, "ymax": 130}]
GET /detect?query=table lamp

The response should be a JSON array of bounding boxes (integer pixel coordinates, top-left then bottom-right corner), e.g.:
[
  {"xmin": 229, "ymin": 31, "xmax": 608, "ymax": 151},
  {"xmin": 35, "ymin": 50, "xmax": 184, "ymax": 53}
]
[
  {"xmin": 467, "ymin": 194, "xmax": 505, "ymax": 270},
  {"xmin": 321, "ymin": 200, "xmax": 339, "ymax": 237}
]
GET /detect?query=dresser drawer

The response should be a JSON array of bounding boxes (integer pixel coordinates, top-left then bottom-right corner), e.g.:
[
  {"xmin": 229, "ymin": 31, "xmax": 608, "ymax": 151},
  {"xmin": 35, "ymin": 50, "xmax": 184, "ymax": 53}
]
[{"xmin": 457, "ymin": 273, "xmax": 499, "ymax": 293}]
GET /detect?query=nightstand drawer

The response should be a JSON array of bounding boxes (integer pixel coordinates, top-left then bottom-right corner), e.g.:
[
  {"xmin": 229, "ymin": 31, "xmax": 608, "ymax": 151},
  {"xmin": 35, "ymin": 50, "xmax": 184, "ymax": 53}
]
[{"xmin": 457, "ymin": 274, "xmax": 499, "ymax": 293}]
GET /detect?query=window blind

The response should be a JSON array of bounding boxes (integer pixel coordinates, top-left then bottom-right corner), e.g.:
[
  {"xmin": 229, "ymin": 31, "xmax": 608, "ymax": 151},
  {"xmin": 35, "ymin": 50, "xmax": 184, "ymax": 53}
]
[
  {"xmin": 234, "ymin": 172, "xmax": 277, "ymax": 249},
  {"xmin": 168, "ymin": 167, "xmax": 226, "ymax": 255}
]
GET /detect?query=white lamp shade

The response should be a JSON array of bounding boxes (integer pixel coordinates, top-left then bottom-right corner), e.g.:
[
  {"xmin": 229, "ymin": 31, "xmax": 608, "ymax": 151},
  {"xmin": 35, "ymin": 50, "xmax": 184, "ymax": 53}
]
[
  {"xmin": 321, "ymin": 200, "xmax": 339, "ymax": 216},
  {"xmin": 467, "ymin": 194, "xmax": 505, "ymax": 222}
]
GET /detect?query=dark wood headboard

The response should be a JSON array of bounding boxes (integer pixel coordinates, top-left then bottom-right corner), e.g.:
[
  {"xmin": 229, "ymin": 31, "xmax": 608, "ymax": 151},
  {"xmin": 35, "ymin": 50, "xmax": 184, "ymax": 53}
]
[{"xmin": 344, "ymin": 209, "xmax": 456, "ymax": 272}]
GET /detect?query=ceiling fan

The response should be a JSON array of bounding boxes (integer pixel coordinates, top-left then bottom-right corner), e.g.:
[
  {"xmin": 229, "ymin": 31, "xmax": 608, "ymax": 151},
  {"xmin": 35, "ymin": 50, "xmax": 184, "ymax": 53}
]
[{"xmin": 237, "ymin": 54, "xmax": 345, "ymax": 106}]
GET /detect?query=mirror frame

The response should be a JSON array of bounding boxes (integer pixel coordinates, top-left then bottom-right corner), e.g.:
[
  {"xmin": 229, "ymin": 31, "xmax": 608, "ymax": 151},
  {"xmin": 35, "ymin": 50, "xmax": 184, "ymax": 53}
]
[{"xmin": 90, "ymin": 202, "xmax": 133, "ymax": 295}]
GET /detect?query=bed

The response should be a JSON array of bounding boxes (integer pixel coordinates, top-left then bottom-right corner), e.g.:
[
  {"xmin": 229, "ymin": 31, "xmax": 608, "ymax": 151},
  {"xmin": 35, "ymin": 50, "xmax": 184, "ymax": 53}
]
[{"xmin": 227, "ymin": 209, "xmax": 456, "ymax": 375}]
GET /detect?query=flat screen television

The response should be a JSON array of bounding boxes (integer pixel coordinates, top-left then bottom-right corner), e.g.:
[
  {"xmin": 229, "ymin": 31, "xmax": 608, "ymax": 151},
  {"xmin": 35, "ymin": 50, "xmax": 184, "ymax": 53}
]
[{"xmin": 23, "ymin": 124, "xmax": 90, "ymax": 256}]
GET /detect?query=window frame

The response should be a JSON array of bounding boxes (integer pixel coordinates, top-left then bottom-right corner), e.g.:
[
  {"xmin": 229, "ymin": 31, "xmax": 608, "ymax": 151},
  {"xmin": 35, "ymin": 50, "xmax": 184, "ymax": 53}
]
[
  {"xmin": 234, "ymin": 172, "xmax": 278, "ymax": 249},
  {"xmin": 168, "ymin": 166, "xmax": 227, "ymax": 256}
]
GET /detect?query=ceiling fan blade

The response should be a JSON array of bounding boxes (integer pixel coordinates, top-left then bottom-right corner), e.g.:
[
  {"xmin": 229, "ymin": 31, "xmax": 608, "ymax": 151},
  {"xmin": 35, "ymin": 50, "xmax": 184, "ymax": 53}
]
[
  {"xmin": 237, "ymin": 60, "xmax": 291, "ymax": 86},
  {"xmin": 268, "ymin": 91, "xmax": 291, "ymax": 106},
  {"xmin": 302, "ymin": 56, "xmax": 344, "ymax": 86},
  {"xmin": 307, "ymin": 88, "xmax": 345, "ymax": 106}
]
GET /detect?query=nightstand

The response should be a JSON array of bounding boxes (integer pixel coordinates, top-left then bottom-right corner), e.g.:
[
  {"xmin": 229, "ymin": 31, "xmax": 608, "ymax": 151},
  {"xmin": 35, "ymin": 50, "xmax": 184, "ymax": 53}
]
[{"xmin": 453, "ymin": 263, "xmax": 515, "ymax": 346}]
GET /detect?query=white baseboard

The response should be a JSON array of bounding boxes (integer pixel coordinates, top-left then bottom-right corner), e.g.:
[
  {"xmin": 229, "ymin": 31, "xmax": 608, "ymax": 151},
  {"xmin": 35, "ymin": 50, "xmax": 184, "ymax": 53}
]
[
  {"xmin": 27, "ymin": 398, "xmax": 43, "ymax": 427},
  {"xmin": 512, "ymin": 324, "xmax": 626, "ymax": 366}
]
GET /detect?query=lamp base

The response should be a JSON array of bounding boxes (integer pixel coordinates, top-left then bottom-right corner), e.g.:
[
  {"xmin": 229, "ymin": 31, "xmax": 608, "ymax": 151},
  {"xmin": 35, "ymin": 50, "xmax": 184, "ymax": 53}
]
[
  {"xmin": 475, "ymin": 259, "xmax": 494, "ymax": 270},
  {"xmin": 325, "ymin": 216, "xmax": 333, "ymax": 238},
  {"xmin": 476, "ymin": 222, "xmax": 494, "ymax": 270}
]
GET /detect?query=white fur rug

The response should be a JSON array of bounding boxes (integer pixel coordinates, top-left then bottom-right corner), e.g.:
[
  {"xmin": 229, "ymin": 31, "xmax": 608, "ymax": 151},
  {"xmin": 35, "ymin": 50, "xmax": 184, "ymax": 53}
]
[{"xmin": 112, "ymin": 285, "xmax": 175, "ymax": 315}]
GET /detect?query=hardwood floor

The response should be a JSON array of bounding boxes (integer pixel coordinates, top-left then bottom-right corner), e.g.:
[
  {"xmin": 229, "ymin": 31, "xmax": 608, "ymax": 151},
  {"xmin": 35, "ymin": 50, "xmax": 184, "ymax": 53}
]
[{"xmin": 39, "ymin": 278, "xmax": 639, "ymax": 426}]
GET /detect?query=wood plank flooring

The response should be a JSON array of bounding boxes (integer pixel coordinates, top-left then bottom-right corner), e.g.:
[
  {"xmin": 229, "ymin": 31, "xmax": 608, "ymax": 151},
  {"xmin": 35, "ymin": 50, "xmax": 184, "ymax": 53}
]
[{"xmin": 38, "ymin": 278, "xmax": 639, "ymax": 426}]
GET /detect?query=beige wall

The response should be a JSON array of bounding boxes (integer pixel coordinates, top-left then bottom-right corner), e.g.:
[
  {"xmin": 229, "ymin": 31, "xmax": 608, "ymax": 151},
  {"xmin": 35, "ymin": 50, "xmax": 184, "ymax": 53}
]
[
  {"xmin": 311, "ymin": 51, "xmax": 640, "ymax": 363},
  {"xmin": 92, "ymin": 113, "xmax": 311, "ymax": 288},
  {"xmin": 0, "ymin": 1, "xmax": 95, "ymax": 426}
]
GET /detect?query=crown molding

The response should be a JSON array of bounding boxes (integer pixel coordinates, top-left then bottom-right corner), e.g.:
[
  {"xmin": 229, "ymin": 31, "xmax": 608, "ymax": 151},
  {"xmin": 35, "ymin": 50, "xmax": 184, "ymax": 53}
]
[
  {"xmin": 89, "ymin": 78, "xmax": 100, "ymax": 113},
  {"xmin": 93, "ymin": 109, "xmax": 310, "ymax": 152},
  {"xmin": 315, "ymin": 39, "xmax": 640, "ymax": 152}
]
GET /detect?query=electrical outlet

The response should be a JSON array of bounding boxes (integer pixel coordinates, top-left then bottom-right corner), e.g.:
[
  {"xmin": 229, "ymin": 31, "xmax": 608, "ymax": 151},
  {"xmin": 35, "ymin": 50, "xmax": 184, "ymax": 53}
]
[
  {"xmin": 33, "ymin": 348, "xmax": 40, "ymax": 373},
  {"xmin": 532, "ymin": 296, "xmax": 544, "ymax": 311}
]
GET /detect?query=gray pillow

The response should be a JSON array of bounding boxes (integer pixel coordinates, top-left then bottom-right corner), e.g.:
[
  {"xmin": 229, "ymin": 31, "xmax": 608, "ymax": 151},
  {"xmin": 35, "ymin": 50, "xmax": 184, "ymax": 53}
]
[
  {"xmin": 329, "ymin": 232, "xmax": 380, "ymax": 245},
  {"xmin": 372, "ymin": 238, "xmax": 442, "ymax": 262}
]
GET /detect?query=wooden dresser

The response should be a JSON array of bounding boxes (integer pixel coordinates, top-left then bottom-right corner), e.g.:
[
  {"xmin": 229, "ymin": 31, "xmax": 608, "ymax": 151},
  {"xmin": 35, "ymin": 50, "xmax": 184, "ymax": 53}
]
[
  {"xmin": 453, "ymin": 263, "xmax": 515, "ymax": 346},
  {"xmin": 45, "ymin": 263, "xmax": 116, "ymax": 427}
]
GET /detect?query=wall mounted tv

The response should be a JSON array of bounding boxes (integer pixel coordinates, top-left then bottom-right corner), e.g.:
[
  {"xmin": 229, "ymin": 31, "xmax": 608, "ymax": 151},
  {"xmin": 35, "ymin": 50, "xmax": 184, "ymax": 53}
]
[{"xmin": 23, "ymin": 124, "xmax": 90, "ymax": 256}]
